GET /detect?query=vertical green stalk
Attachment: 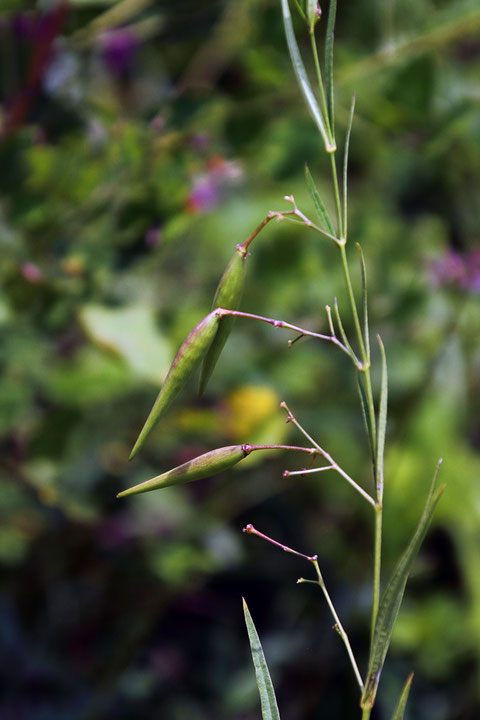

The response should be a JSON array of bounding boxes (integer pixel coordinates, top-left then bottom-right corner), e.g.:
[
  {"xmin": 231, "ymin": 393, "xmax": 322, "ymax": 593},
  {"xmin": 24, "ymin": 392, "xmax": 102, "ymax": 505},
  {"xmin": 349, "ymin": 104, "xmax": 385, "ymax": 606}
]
[
  {"xmin": 337, "ymin": 235, "xmax": 383, "ymax": 648},
  {"xmin": 338, "ymin": 239, "xmax": 383, "ymax": 641},
  {"xmin": 295, "ymin": 5, "xmax": 386, "ymax": 706},
  {"xmin": 362, "ymin": 706, "xmax": 372, "ymax": 720},
  {"xmin": 309, "ymin": 29, "xmax": 332, "ymax": 142},
  {"xmin": 330, "ymin": 153, "xmax": 344, "ymax": 239},
  {"xmin": 372, "ymin": 506, "xmax": 383, "ymax": 640}
]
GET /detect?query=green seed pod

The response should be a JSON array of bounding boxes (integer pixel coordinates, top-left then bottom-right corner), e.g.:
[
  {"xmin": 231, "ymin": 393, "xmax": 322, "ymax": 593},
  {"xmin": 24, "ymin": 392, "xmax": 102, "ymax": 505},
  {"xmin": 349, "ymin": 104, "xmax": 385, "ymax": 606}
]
[
  {"xmin": 199, "ymin": 245, "xmax": 247, "ymax": 395},
  {"xmin": 119, "ymin": 444, "xmax": 249, "ymax": 497},
  {"xmin": 130, "ymin": 310, "xmax": 220, "ymax": 460}
]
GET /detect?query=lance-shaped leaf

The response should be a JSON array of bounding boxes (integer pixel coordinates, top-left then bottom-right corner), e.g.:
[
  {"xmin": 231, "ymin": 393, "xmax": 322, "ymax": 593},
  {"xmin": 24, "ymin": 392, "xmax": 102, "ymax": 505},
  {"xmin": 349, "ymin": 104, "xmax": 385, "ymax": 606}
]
[
  {"xmin": 129, "ymin": 310, "xmax": 220, "ymax": 460},
  {"xmin": 199, "ymin": 246, "xmax": 247, "ymax": 396},
  {"xmin": 305, "ymin": 164, "xmax": 335, "ymax": 236},
  {"xmin": 361, "ymin": 462, "xmax": 445, "ymax": 709},
  {"xmin": 243, "ymin": 598, "xmax": 281, "ymax": 720},
  {"xmin": 325, "ymin": 0, "xmax": 337, "ymax": 132},
  {"xmin": 357, "ymin": 374, "xmax": 376, "ymax": 470},
  {"xmin": 356, "ymin": 243, "xmax": 369, "ymax": 362},
  {"xmin": 280, "ymin": 0, "xmax": 335, "ymax": 152},
  {"xmin": 342, "ymin": 94, "xmax": 355, "ymax": 239},
  {"xmin": 119, "ymin": 445, "xmax": 248, "ymax": 497},
  {"xmin": 376, "ymin": 334, "xmax": 387, "ymax": 500},
  {"xmin": 391, "ymin": 673, "xmax": 413, "ymax": 720}
]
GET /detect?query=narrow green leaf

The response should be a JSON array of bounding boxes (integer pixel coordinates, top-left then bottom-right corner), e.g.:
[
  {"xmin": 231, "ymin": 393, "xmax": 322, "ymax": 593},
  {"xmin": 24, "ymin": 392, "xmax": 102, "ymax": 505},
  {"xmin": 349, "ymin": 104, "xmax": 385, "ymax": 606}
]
[
  {"xmin": 375, "ymin": 334, "xmax": 387, "ymax": 500},
  {"xmin": 356, "ymin": 242, "xmax": 369, "ymax": 362},
  {"xmin": 325, "ymin": 0, "xmax": 337, "ymax": 132},
  {"xmin": 305, "ymin": 164, "xmax": 335, "ymax": 236},
  {"xmin": 357, "ymin": 374, "xmax": 376, "ymax": 470},
  {"xmin": 293, "ymin": 0, "xmax": 306, "ymax": 20},
  {"xmin": 342, "ymin": 93, "xmax": 355, "ymax": 239},
  {"xmin": 243, "ymin": 598, "xmax": 281, "ymax": 720},
  {"xmin": 280, "ymin": 0, "xmax": 335, "ymax": 152},
  {"xmin": 391, "ymin": 673, "xmax": 414, "ymax": 720},
  {"xmin": 361, "ymin": 462, "xmax": 445, "ymax": 709}
]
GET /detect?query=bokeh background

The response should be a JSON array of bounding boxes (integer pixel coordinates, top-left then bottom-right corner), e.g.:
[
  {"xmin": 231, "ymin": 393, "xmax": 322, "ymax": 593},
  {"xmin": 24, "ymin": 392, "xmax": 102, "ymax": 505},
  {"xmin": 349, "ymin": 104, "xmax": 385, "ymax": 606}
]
[{"xmin": 0, "ymin": 0, "xmax": 480, "ymax": 718}]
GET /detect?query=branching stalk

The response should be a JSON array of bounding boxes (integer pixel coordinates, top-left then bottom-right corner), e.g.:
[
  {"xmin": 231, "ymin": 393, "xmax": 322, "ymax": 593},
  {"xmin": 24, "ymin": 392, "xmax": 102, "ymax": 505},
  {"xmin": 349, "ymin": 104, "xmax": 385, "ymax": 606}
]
[
  {"xmin": 215, "ymin": 308, "xmax": 352, "ymax": 358},
  {"xmin": 244, "ymin": 523, "xmax": 364, "ymax": 692},
  {"xmin": 280, "ymin": 402, "xmax": 375, "ymax": 507}
]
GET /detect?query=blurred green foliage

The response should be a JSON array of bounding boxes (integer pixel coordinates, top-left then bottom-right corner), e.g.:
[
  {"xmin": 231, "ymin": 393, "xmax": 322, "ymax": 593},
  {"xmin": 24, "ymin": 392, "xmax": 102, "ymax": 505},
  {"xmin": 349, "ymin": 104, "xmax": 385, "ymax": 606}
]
[{"xmin": 0, "ymin": 0, "xmax": 479, "ymax": 718}]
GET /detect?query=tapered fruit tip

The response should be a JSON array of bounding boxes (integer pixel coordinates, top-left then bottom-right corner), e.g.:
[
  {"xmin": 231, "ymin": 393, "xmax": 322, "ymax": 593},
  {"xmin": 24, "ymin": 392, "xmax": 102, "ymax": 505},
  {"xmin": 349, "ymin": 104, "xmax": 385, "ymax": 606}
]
[
  {"xmin": 129, "ymin": 444, "xmax": 139, "ymax": 462},
  {"xmin": 117, "ymin": 485, "xmax": 140, "ymax": 498},
  {"xmin": 242, "ymin": 596, "xmax": 247, "ymax": 609}
]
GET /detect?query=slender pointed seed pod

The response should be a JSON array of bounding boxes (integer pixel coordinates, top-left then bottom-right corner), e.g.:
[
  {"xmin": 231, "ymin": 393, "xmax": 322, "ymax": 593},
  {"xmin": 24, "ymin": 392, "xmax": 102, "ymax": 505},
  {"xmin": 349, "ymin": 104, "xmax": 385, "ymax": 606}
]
[
  {"xmin": 119, "ymin": 444, "xmax": 250, "ymax": 497},
  {"xmin": 199, "ymin": 245, "xmax": 247, "ymax": 395},
  {"xmin": 130, "ymin": 310, "xmax": 220, "ymax": 460}
]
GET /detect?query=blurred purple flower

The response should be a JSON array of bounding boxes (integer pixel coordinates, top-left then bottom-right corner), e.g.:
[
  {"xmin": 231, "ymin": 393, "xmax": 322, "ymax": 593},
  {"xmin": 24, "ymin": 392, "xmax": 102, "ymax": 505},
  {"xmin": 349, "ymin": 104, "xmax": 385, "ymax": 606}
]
[
  {"xmin": 187, "ymin": 156, "xmax": 243, "ymax": 213},
  {"xmin": 149, "ymin": 115, "xmax": 165, "ymax": 134},
  {"xmin": 145, "ymin": 225, "xmax": 162, "ymax": 248},
  {"xmin": 20, "ymin": 262, "xmax": 43, "ymax": 283},
  {"xmin": 99, "ymin": 28, "xmax": 138, "ymax": 77},
  {"xmin": 187, "ymin": 176, "xmax": 221, "ymax": 213},
  {"xmin": 12, "ymin": 14, "xmax": 35, "ymax": 39},
  {"xmin": 429, "ymin": 247, "xmax": 480, "ymax": 294},
  {"xmin": 189, "ymin": 132, "xmax": 210, "ymax": 152}
]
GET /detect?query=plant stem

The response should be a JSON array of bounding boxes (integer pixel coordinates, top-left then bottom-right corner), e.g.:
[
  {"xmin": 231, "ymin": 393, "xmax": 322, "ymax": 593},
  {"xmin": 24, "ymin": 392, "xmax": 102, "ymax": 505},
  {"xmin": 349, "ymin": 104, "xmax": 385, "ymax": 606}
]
[
  {"xmin": 238, "ymin": 211, "xmax": 278, "ymax": 252},
  {"xmin": 216, "ymin": 308, "xmax": 352, "ymax": 357},
  {"xmin": 337, "ymin": 242, "xmax": 383, "ymax": 647},
  {"xmin": 310, "ymin": 558, "xmax": 364, "ymax": 693},
  {"xmin": 244, "ymin": 524, "xmax": 364, "ymax": 692},
  {"xmin": 247, "ymin": 444, "xmax": 319, "ymax": 456},
  {"xmin": 330, "ymin": 152, "xmax": 344, "ymax": 239},
  {"xmin": 281, "ymin": 402, "xmax": 375, "ymax": 507},
  {"xmin": 362, "ymin": 706, "xmax": 372, "ymax": 720},
  {"xmin": 284, "ymin": 465, "xmax": 334, "ymax": 477},
  {"xmin": 309, "ymin": 29, "xmax": 332, "ymax": 141},
  {"xmin": 371, "ymin": 505, "xmax": 383, "ymax": 641}
]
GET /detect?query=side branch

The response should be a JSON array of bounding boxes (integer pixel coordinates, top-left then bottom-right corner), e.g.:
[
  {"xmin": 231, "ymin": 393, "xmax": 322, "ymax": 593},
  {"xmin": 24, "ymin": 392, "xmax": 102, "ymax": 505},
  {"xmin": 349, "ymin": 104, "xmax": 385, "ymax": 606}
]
[
  {"xmin": 280, "ymin": 401, "xmax": 375, "ymax": 507},
  {"xmin": 215, "ymin": 308, "xmax": 352, "ymax": 358},
  {"xmin": 243, "ymin": 523, "xmax": 364, "ymax": 692}
]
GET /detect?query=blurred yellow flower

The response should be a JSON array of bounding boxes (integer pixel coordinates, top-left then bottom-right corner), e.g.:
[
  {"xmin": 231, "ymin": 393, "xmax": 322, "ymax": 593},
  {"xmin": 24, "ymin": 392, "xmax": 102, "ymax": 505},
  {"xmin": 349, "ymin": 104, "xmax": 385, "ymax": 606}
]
[{"xmin": 222, "ymin": 384, "xmax": 280, "ymax": 442}]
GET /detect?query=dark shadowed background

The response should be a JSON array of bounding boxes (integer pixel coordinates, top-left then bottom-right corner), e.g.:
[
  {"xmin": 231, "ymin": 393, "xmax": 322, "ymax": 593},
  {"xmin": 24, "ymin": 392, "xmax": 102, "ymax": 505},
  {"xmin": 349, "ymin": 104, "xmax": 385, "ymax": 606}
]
[{"xmin": 0, "ymin": 0, "xmax": 480, "ymax": 718}]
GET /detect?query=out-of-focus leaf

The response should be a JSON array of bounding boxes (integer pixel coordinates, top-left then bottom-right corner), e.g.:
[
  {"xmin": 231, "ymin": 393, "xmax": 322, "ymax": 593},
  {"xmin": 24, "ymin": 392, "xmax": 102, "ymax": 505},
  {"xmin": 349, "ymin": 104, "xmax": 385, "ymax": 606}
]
[
  {"xmin": 391, "ymin": 673, "xmax": 413, "ymax": 720},
  {"xmin": 325, "ymin": 0, "xmax": 337, "ymax": 131},
  {"xmin": 280, "ymin": 0, "xmax": 334, "ymax": 151},
  {"xmin": 361, "ymin": 462, "xmax": 444, "ymax": 708},
  {"xmin": 343, "ymin": 94, "xmax": 355, "ymax": 238},
  {"xmin": 79, "ymin": 304, "xmax": 171, "ymax": 384},
  {"xmin": 376, "ymin": 334, "xmax": 387, "ymax": 497},
  {"xmin": 243, "ymin": 598, "xmax": 281, "ymax": 720},
  {"xmin": 44, "ymin": 348, "xmax": 133, "ymax": 406}
]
